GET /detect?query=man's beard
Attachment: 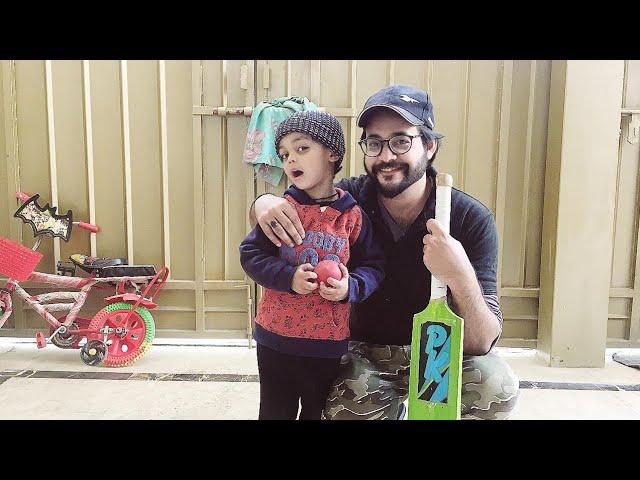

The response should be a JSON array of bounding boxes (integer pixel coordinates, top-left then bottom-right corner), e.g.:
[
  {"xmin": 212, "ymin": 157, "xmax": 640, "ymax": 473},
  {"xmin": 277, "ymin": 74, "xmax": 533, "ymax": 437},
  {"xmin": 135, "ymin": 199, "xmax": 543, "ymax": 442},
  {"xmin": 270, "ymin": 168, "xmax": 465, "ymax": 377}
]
[{"xmin": 365, "ymin": 153, "xmax": 430, "ymax": 198}]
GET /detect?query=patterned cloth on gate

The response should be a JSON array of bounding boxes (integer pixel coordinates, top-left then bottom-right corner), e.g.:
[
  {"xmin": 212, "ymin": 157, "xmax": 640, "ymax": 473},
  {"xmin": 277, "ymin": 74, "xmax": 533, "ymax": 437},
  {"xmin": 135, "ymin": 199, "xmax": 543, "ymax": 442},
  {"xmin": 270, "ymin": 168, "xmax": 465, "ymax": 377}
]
[{"xmin": 242, "ymin": 96, "xmax": 318, "ymax": 186}]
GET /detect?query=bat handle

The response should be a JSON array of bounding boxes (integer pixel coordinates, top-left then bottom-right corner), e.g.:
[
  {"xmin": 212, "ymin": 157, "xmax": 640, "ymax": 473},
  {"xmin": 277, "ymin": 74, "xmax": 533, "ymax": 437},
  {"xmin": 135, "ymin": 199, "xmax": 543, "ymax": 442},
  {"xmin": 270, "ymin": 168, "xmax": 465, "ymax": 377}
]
[
  {"xmin": 16, "ymin": 192, "xmax": 32, "ymax": 202},
  {"xmin": 430, "ymin": 173, "xmax": 453, "ymax": 300}
]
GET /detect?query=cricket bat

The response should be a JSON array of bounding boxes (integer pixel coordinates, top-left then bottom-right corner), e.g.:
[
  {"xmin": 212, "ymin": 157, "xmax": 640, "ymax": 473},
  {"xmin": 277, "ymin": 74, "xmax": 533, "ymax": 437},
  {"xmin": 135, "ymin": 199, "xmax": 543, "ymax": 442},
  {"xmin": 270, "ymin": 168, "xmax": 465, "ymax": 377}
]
[{"xmin": 408, "ymin": 173, "xmax": 464, "ymax": 420}]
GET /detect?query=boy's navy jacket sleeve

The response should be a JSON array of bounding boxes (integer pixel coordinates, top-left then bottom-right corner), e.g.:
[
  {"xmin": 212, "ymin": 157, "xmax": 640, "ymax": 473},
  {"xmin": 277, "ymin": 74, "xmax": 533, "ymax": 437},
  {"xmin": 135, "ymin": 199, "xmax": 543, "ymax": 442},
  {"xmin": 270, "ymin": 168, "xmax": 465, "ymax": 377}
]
[
  {"xmin": 344, "ymin": 207, "xmax": 385, "ymax": 304},
  {"xmin": 239, "ymin": 226, "xmax": 297, "ymax": 293}
]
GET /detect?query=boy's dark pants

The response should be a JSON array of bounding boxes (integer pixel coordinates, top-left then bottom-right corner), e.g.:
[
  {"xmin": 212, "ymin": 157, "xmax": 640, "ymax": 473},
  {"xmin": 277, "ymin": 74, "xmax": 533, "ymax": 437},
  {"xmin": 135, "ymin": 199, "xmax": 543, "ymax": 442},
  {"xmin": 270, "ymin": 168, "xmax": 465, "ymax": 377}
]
[{"xmin": 257, "ymin": 343, "xmax": 341, "ymax": 420}]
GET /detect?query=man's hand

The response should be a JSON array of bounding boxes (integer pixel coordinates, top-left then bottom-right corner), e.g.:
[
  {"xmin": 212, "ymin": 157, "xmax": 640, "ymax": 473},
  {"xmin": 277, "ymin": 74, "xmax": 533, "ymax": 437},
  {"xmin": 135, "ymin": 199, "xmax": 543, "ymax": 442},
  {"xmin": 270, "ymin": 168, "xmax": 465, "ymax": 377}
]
[
  {"xmin": 291, "ymin": 264, "xmax": 319, "ymax": 295},
  {"xmin": 318, "ymin": 263, "xmax": 349, "ymax": 302},
  {"xmin": 422, "ymin": 218, "xmax": 476, "ymax": 291},
  {"xmin": 253, "ymin": 195, "xmax": 305, "ymax": 248}
]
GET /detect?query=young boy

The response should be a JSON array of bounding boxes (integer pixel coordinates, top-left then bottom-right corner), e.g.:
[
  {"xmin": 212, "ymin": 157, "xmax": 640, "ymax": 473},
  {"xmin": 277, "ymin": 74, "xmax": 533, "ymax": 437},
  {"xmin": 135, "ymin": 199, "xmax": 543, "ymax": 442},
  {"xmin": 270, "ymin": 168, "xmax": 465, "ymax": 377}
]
[{"xmin": 240, "ymin": 110, "xmax": 385, "ymax": 420}]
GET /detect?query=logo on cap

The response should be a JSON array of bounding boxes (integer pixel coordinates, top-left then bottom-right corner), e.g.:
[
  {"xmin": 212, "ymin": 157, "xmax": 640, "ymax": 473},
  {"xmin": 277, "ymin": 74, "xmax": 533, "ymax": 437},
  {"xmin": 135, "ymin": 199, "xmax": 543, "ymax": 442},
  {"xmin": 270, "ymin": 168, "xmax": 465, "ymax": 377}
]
[{"xmin": 399, "ymin": 94, "xmax": 419, "ymax": 104}]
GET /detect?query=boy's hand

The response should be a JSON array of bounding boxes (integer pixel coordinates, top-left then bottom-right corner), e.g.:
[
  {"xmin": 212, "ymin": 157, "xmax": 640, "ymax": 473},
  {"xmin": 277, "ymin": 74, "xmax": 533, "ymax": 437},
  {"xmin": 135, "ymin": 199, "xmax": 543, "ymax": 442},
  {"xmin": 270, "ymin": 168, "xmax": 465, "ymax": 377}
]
[
  {"xmin": 291, "ymin": 264, "xmax": 319, "ymax": 295},
  {"xmin": 319, "ymin": 263, "xmax": 349, "ymax": 302}
]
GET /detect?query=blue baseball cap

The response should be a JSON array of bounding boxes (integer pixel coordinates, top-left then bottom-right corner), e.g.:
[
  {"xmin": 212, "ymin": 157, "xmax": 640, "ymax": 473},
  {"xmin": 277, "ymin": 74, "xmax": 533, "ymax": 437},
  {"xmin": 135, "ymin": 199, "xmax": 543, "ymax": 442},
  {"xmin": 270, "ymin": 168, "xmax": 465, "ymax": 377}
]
[{"xmin": 357, "ymin": 85, "xmax": 444, "ymax": 139}]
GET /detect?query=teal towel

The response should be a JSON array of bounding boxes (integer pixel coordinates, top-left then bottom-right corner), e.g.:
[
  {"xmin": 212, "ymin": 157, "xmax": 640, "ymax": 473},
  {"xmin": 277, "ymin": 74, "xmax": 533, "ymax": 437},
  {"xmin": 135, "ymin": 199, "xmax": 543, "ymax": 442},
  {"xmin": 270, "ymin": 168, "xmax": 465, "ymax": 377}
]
[{"xmin": 243, "ymin": 96, "xmax": 318, "ymax": 186}]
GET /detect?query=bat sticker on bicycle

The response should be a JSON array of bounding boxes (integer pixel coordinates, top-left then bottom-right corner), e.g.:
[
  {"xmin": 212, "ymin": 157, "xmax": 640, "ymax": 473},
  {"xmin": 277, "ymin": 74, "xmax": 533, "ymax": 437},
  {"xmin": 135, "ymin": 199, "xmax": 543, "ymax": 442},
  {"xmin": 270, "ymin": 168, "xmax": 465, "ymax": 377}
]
[{"xmin": 14, "ymin": 194, "xmax": 73, "ymax": 242}]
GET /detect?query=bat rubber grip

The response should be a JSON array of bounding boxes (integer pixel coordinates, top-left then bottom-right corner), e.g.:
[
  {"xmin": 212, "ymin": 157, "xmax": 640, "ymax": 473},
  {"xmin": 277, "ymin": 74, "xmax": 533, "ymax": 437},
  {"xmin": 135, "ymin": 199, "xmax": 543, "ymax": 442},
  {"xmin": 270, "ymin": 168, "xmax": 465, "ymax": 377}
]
[
  {"xmin": 431, "ymin": 173, "xmax": 453, "ymax": 300},
  {"xmin": 77, "ymin": 222, "xmax": 100, "ymax": 233}
]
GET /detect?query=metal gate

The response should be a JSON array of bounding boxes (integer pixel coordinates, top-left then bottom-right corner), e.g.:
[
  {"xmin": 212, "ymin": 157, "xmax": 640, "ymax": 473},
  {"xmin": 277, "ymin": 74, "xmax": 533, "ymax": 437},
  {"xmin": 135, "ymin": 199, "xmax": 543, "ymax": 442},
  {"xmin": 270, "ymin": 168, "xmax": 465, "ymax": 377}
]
[
  {"xmin": 608, "ymin": 61, "xmax": 640, "ymax": 347},
  {"xmin": 1, "ymin": 60, "xmax": 556, "ymax": 345}
]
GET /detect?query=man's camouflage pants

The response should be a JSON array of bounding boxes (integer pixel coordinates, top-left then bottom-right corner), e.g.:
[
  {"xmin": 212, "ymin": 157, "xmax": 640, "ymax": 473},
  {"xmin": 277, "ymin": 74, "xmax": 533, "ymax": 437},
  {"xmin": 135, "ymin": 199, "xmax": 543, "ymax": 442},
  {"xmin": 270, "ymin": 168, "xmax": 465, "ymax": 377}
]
[{"xmin": 323, "ymin": 341, "xmax": 519, "ymax": 420}]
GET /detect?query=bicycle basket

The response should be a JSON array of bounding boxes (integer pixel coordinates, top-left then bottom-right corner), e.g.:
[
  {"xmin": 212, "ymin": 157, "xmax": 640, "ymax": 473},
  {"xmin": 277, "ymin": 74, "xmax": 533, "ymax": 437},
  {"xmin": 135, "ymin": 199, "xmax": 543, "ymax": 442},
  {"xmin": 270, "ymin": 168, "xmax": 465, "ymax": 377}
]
[{"xmin": 0, "ymin": 236, "xmax": 43, "ymax": 281}]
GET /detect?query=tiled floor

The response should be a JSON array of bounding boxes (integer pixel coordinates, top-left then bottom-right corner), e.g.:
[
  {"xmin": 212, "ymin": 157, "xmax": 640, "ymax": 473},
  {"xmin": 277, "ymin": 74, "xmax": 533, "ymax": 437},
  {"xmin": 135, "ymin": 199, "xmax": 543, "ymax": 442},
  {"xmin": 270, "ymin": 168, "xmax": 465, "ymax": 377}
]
[
  {"xmin": 1, "ymin": 338, "xmax": 640, "ymax": 420},
  {"xmin": 502, "ymin": 348, "xmax": 640, "ymax": 420}
]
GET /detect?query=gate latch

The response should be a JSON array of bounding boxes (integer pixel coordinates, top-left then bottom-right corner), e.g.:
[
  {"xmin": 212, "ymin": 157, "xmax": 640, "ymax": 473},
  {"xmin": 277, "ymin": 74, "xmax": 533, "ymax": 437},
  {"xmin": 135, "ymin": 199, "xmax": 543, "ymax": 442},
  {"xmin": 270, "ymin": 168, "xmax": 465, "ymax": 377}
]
[{"xmin": 629, "ymin": 113, "xmax": 639, "ymax": 144}]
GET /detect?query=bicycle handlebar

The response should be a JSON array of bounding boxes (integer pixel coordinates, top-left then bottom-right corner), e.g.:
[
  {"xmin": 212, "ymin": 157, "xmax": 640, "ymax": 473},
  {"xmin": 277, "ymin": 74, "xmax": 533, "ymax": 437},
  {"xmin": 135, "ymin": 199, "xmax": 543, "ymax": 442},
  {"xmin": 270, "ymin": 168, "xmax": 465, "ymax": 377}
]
[
  {"xmin": 16, "ymin": 191, "xmax": 31, "ymax": 202},
  {"xmin": 75, "ymin": 221, "xmax": 100, "ymax": 233}
]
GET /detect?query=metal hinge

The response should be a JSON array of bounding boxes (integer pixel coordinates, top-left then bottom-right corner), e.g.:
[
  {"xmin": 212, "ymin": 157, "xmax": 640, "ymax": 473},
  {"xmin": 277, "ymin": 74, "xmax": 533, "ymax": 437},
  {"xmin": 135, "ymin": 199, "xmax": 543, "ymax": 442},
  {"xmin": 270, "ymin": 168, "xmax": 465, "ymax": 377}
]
[{"xmin": 621, "ymin": 109, "xmax": 640, "ymax": 144}]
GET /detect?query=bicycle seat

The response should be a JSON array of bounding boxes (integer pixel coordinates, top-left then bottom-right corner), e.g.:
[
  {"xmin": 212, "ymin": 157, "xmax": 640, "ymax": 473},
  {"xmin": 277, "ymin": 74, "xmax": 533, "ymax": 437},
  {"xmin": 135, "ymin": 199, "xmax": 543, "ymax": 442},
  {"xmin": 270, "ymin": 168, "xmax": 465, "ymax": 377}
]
[
  {"xmin": 98, "ymin": 265, "xmax": 157, "ymax": 278},
  {"xmin": 70, "ymin": 254, "xmax": 128, "ymax": 274}
]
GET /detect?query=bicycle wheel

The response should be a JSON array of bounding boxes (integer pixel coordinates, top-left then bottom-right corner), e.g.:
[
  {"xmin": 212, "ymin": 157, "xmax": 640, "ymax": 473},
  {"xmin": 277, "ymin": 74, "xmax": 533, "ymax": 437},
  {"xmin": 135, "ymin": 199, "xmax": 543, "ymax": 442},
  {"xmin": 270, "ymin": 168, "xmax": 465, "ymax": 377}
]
[{"xmin": 88, "ymin": 302, "xmax": 155, "ymax": 367}]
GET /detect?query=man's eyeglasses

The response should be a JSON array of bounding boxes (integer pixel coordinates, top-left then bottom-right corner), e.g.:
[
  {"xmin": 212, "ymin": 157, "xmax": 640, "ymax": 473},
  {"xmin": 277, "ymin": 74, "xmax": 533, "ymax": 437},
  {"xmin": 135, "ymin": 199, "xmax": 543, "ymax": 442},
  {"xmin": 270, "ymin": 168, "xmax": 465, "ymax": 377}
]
[{"xmin": 358, "ymin": 134, "xmax": 423, "ymax": 157}]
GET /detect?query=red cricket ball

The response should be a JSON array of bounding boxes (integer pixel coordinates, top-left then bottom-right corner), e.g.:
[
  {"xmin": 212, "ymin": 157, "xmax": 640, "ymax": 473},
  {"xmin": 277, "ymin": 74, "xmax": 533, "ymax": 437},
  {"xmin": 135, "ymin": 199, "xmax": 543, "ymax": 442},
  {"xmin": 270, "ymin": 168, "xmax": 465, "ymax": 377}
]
[{"xmin": 314, "ymin": 260, "xmax": 342, "ymax": 284}]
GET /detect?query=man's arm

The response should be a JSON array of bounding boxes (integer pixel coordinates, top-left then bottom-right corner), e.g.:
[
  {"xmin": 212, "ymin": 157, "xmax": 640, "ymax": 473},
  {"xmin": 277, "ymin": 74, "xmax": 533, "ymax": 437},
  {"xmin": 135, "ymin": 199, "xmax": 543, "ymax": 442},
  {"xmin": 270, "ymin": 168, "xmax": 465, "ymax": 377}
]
[
  {"xmin": 448, "ymin": 277, "xmax": 502, "ymax": 355},
  {"xmin": 248, "ymin": 175, "xmax": 366, "ymax": 245},
  {"xmin": 248, "ymin": 194, "xmax": 304, "ymax": 247}
]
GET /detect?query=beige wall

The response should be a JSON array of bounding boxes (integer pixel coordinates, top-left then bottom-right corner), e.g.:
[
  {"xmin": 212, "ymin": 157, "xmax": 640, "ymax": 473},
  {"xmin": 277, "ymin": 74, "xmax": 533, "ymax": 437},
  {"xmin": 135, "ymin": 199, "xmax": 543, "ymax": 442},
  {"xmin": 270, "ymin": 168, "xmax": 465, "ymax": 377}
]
[{"xmin": 0, "ymin": 60, "xmax": 637, "ymax": 352}]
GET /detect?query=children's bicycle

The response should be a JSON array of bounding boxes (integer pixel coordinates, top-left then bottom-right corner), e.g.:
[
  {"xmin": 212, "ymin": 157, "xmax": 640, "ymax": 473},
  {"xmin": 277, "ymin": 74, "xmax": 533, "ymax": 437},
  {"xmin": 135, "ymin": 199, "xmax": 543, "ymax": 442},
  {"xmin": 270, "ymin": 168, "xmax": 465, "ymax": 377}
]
[{"xmin": 0, "ymin": 192, "xmax": 168, "ymax": 367}]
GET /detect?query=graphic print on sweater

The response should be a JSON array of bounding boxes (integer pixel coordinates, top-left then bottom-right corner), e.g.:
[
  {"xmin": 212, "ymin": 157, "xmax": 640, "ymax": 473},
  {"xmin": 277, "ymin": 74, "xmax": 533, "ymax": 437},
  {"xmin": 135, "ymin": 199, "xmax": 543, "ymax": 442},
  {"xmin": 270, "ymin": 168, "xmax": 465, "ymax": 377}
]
[{"xmin": 255, "ymin": 194, "xmax": 362, "ymax": 341}]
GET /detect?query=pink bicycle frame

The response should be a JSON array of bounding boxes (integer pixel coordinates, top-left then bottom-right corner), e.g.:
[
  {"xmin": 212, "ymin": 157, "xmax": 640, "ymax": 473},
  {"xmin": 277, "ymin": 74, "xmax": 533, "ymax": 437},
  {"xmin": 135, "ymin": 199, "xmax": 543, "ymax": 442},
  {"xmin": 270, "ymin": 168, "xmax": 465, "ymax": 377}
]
[{"xmin": 0, "ymin": 271, "xmax": 164, "ymax": 331}]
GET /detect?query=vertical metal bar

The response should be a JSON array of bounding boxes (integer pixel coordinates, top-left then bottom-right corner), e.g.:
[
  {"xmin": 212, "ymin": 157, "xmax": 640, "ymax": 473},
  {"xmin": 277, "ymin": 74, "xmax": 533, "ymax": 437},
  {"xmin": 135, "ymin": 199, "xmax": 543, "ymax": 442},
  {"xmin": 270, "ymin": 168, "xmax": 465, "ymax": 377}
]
[
  {"xmin": 44, "ymin": 60, "xmax": 61, "ymax": 266},
  {"xmin": 387, "ymin": 60, "xmax": 395, "ymax": 85},
  {"xmin": 459, "ymin": 60, "xmax": 471, "ymax": 191},
  {"xmin": 427, "ymin": 60, "xmax": 434, "ymax": 94},
  {"xmin": 260, "ymin": 60, "xmax": 268, "ymax": 97},
  {"xmin": 82, "ymin": 60, "xmax": 97, "ymax": 257},
  {"xmin": 349, "ymin": 60, "xmax": 358, "ymax": 178},
  {"xmin": 192, "ymin": 60, "xmax": 205, "ymax": 334},
  {"xmin": 495, "ymin": 61, "xmax": 513, "ymax": 290},
  {"xmin": 245, "ymin": 284, "xmax": 253, "ymax": 347},
  {"xmin": 158, "ymin": 60, "xmax": 171, "ymax": 274},
  {"xmin": 255, "ymin": 60, "xmax": 268, "ymax": 197},
  {"xmin": 2, "ymin": 61, "xmax": 21, "ymax": 244},
  {"xmin": 610, "ymin": 61, "xmax": 629, "ymax": 286},
  {"xmin": 630, "ymin": 176, "xmax": 640, "ymax": 343},
  {"xmin": 246, "ymin": 60, "xmax": 256, "ymax": 108},
  {"xmin": 610, "ymin": 166, "xmax": 620, "ymax": 291},
  {"xmin": 519, "ymin": 60, "xmax": 536, "ymax": 287},
  {"xmin": 2, "ymin": 60, "xmax": 25, "ymax": 329},
  {"xmin": 120, "ymin": 60, "xmax": 134, "ymax": 264},
  {"xmin": 222, "ymin": 61, "xmax": 229, "ymax": 280},
  {"xmin": 286, "ymin": 60, "xmax": 292, "ymax": 97},
  {"xmin": 245, "ymin": 60, "xmax": 257, "ymax": 347},
  {"xmin": 310, "ymin": 61, "xmax": 321, "ymax": 104}
]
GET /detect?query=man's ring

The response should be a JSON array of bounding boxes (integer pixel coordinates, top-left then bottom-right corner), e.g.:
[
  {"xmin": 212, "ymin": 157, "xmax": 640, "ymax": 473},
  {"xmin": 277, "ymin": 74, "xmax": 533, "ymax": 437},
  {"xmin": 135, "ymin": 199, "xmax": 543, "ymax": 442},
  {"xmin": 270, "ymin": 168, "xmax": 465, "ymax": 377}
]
[{"xmin": 270, "ymin": 220, "xmax": 280, "ymax": 229}]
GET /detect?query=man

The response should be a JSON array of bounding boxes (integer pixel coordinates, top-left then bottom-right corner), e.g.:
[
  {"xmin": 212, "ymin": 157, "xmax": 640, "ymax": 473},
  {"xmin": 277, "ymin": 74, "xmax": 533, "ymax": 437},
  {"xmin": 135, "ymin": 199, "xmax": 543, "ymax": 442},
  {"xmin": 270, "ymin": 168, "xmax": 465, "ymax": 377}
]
[{"xmin": 249, "ymin": 85, "xmax": 519, "ymax": 420}]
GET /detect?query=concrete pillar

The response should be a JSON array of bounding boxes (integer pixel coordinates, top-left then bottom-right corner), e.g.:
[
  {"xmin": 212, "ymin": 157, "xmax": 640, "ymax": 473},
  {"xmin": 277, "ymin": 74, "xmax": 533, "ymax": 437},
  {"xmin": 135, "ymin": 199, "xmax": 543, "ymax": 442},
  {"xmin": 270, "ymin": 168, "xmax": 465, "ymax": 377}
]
[{"xmin": 537, "ymin": 61, "xmax": 624, "ymax": 367}]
